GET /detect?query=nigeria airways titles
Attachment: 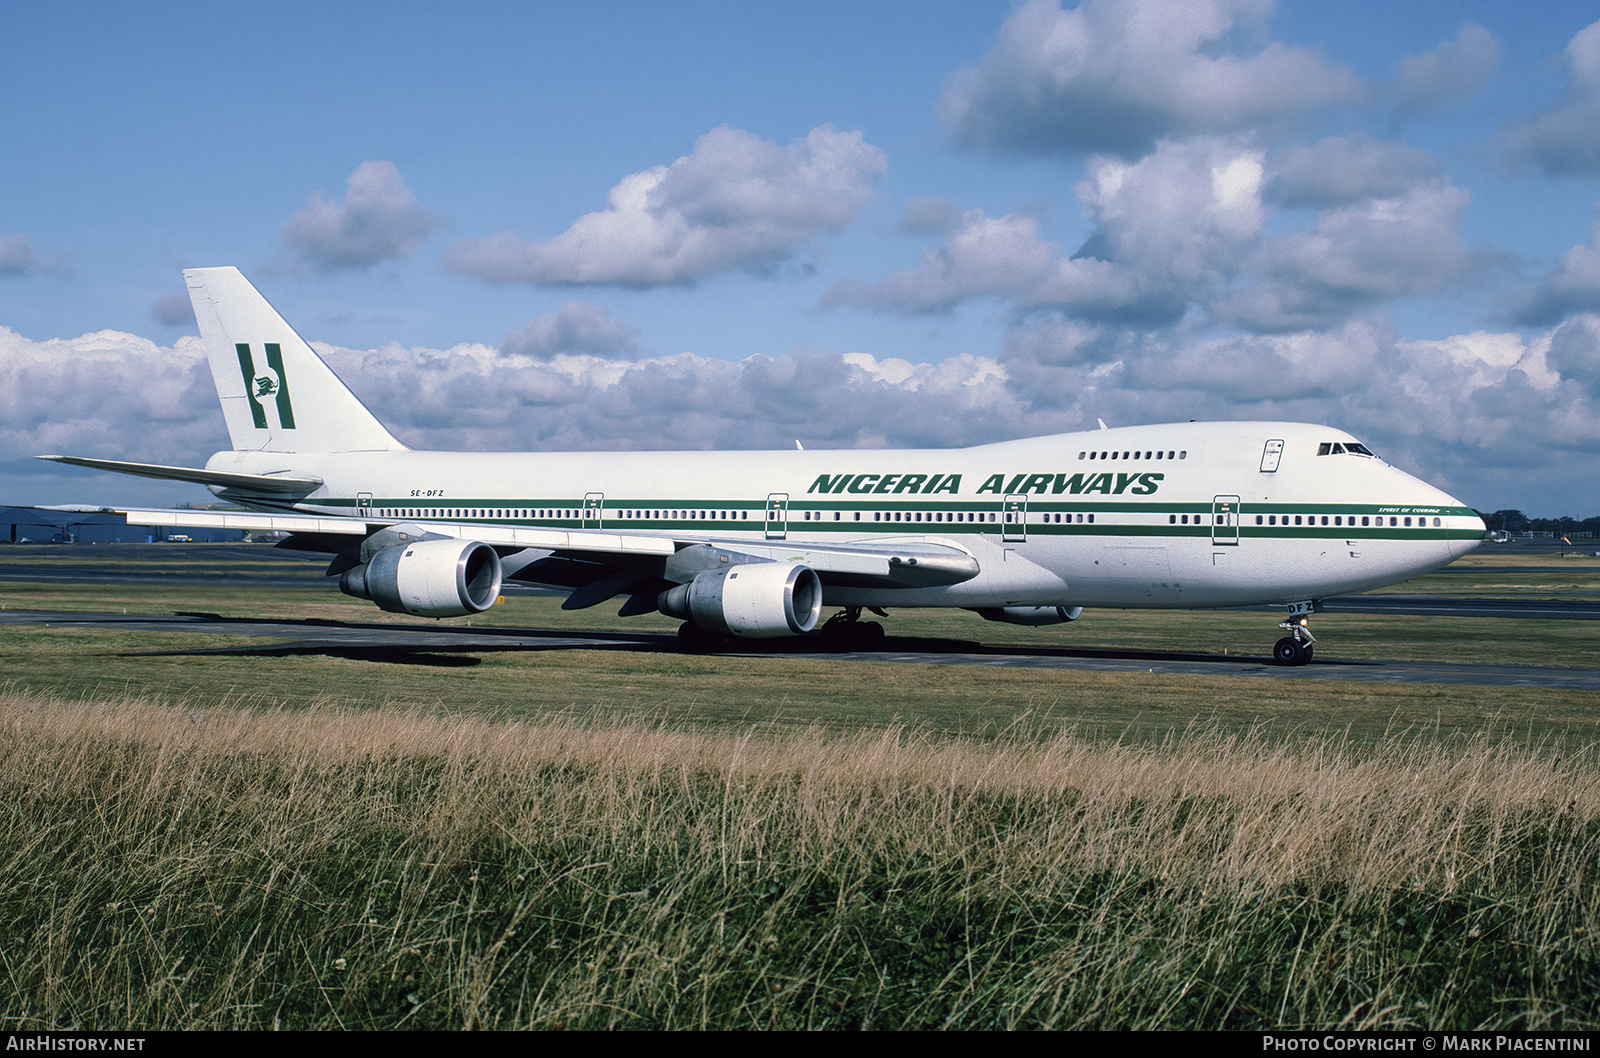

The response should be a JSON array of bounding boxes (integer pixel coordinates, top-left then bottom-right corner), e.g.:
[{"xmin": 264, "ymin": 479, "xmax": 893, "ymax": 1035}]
[{"xmin": 807, "ymin": 472, "xmax": 1164, "ymax": 496}]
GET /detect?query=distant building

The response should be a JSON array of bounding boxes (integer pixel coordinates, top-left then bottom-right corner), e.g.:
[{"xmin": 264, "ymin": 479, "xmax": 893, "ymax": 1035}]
[{"xmin": 0, "ymin": 507, "xmax": 246, "ymax": 544}]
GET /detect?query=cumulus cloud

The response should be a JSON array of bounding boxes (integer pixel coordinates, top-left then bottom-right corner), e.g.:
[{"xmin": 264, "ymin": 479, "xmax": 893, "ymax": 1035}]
[
  {"xmin": 939, "ymin": 0, "xmax": 1361, "ymax": 158},
  {"xmin": 1378, "ymin": 323, "xmax": 1600, "ymax": 493},
  {"xmin": 500, "ymin": 302, "xmax": 640, "ymax": 359},
  {"xmin": 1118, "ymin": 320, "xmax": 1388, "ymax": 402},
  {"xmin": 1393, "ymin": 23, "xmax": 1501, "ymax": 114},
  {"xmin": 1543, "ymin": 314, "xmax": 1600, "ymax": 399},
  {"xmin": 997, "ymin": 318, "xmax": 1393, "ymax": 421},
  {"xmin": 994, "ymin": 312, "xmax": 1600, "ymax": 508},
  {"xmin": 281, "ymin": 161, "xmax": 439, "ymax": 270},
  {"xmin": 1506, "ymin": 19, "xmax": 1600, "ymax": 177},
  {"xmin": 1222, "ymin": 181, "xmax": 1471, "ymax": 332},
  {"xmin": 306, "ymin": 342, "xmax": 1026, "ymax": 455},
  {"xmin": 444, "ymin": 125, "xmax": 886, "ymax": 287},
  {"xmin": 826, "ymin": 138, "xmax": 1268, "ymax": 326},
  {"xmin": 0, "ymin": 234, "xmax": 62, "ymax": 277},
  {"xmin": 1265, "ymin": 135, "xmax": 1438, "ymax": 209},
  {"xmin": 0, "ymin": 328, "xmax": 225, "ymax": 477},
  {"xmin": 822, "ymin": 209, "xmax": 1062, "ymax": 314},
  {"xmin": 6, "ymin": 314, "xmax": 1600, "ymax": 512},
  {"xmin": 828, "ymin": 131, "xmax": 1469, "ymax": 339},
  {"xmin": 1512, "ymin": 217, "xmax": 1600, "ymax": 326},
  {"xmin": 1041, "ymin": 139, "xmax": 1266, "ymax": 322}
]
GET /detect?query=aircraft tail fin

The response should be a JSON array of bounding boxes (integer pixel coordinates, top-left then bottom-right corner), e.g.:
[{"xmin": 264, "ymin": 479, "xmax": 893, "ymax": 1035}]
[{"xmin": 184, "ymin": 267, "xmax": 405, "ymax": 453}]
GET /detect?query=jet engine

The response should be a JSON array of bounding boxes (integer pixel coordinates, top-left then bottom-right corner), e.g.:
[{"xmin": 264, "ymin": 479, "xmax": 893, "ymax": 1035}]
[
  {"xmin": 339, "ymin": 538, "xmax": 503, "ymax": 617},
  {"xmin": 657, "ymin": 562, "xmax": 823, "ymax": 638},
  {"xmin": 974, "ymin": 605, "xmax": 1083, "ymax": 626}
]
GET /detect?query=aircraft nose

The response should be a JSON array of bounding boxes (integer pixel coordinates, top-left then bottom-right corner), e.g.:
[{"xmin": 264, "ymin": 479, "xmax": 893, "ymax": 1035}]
[{"xmin": 1448, "ymin": 499, "xmax": 1486, "ymax": 560}]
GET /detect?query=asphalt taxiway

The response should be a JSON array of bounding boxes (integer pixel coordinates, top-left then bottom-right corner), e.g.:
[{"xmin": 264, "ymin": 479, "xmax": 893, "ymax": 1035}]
[
  {"xmin": 3, "ymin": 607, "xmax": 1597, "ymax": 691},
  {"xmin": 4, "ymin": 541, "xmax": 1598, "ymax": 689}
]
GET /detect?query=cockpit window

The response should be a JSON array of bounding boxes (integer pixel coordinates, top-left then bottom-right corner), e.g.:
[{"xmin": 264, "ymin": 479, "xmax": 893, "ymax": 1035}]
[{"xmin": 1318, "ymin": 440, "xmax": 1377, "ymax": 458}]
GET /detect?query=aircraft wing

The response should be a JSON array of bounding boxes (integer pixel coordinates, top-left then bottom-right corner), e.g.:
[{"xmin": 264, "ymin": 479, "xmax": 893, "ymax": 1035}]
[
  {"xmin": 37, "ymin": 456, "xmax": 322, "ymax": 495},
  {"xmin": 117, "ymin": 507, "xmax": 979, "ymax": 590}
]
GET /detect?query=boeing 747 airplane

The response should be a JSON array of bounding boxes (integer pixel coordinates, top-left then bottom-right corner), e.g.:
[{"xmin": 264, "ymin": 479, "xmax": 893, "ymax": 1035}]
[{"xmin": 40, "ymin": 268, "xmax": 1485, "ymax": 663}]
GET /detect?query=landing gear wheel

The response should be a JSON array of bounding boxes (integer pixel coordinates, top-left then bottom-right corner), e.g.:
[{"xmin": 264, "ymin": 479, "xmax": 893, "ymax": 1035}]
[
  {"xmin": 1274, "ymin": 604, "xmax": 1320, "ymax": 667},
  {"xmin": 1273, "ymin": 636, "xmax": 1307, "ymax": 666},
  {"xmin": 818, "ymin": 608, "xmax": 887, "ymax": 650},
  {"xmin": 677, "ymin": 621, "xmax": 722, "ymax": 652}
]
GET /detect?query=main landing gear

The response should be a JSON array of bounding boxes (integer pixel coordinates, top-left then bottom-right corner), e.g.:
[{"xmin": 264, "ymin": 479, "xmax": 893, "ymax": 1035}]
[
  {"xmin": 676, "ymin": 607, "xmax": 891, "ymax": 653},
  {"xmin": 677, "ymin": 621, "xmax": 727, "ymax": 652},
  {"xmin": 818, "ymin": 607, "xmax": 887, "ymax": 649},
  {"xmin": 1272, "ymin": 601, "xmax": 1321, "ymax": 666}
]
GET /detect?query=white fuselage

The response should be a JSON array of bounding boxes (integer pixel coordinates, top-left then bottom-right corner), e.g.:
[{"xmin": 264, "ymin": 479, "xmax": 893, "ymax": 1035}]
[{"xmin": 206, "ymin": 420, "xmax": 1483, "ymax": 611}]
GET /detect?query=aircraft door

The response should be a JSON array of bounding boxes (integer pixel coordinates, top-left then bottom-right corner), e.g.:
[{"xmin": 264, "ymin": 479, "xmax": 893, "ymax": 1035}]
[
  {"xmin": 765, "ymin": 493, "xmax": 788, "ymax": 540},
  {"xmin": 1002, "ymin": 494, "xmax": 1027, "ymax": 543},
  {"xmin": 357, "ymin": 492, "xmax": 372, "ymax": 516},
  {"xmin": 583, "ymin": 493, "xmax": 604, "ymax": 530},
  {"xmin": 1260, "ymin": 439, "xmax": 1284, "ymax": 472},
  {"xmin": 1212, "ymin": 495, "xmax": 1240, "ymax": 545}
]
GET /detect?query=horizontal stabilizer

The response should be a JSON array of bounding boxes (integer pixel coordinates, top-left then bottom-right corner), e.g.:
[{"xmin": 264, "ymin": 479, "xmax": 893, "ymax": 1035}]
[{"xmin": 37, "ymin": 455, "xmax": 323, "ymax": 494}]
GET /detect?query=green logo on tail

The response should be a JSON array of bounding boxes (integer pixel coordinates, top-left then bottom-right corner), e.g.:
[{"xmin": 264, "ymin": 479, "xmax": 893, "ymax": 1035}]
[{"xmin": 235, "ymin": 343, "xmax": 296, "ymax": 430}]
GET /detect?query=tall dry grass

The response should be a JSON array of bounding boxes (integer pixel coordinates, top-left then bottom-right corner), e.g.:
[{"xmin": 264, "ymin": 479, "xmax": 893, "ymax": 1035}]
[{"xmin": 0, "ymin": 690, "xmax": 1595, "ymax": 1029}]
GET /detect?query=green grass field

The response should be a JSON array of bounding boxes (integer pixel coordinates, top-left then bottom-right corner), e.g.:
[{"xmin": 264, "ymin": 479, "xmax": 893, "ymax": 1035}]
[{"xmin": 0, "ymin": 543, "xmax": 1596, "ymax": 1028}]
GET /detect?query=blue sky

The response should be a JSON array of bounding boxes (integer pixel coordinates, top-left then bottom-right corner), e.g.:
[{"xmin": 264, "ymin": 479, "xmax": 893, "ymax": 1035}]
[{"xmin": 4, "ymin": 0, "xmax": 1600, "ymax": 515}]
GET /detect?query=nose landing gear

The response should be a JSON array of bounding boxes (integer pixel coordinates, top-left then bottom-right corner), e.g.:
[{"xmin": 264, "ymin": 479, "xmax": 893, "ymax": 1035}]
[{"xmin": 1273, "ymin": 601, "xmax": 1321, "ymax": 666}]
